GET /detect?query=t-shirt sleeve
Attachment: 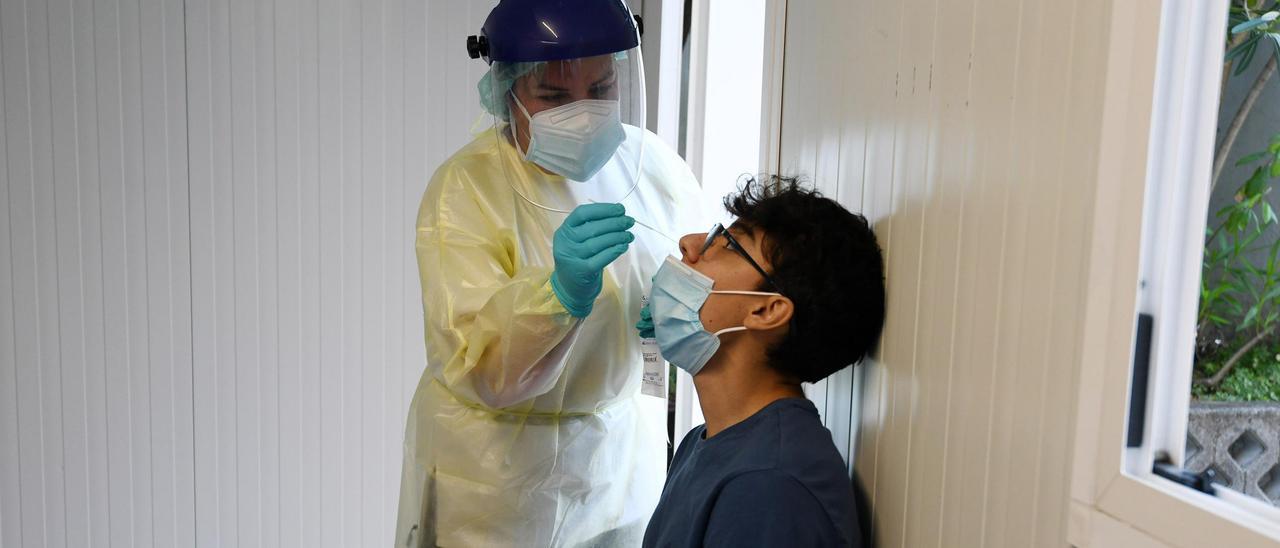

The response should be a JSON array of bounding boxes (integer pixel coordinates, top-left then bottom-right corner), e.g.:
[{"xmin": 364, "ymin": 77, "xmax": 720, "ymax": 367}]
[{"xmin": 702, "ymin": 470, "xmax": 844, "ymax": 548}]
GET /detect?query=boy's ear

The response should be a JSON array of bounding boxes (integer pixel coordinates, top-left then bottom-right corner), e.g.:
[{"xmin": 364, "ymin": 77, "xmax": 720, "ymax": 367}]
[{"xmin": 744, "ymin": 296, "xmax": 793, "ymax": 331}]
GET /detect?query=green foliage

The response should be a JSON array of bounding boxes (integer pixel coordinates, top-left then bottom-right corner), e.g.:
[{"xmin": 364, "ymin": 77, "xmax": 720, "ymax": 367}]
[
  {"xmin": 1193, "ymin": 341, "xmax": 1280, "ymax": 401},
  {"xmin": 1227, "ymin": 1, "xmax": 1280, "ymax": 75},
  {"xmin": 1198, "ymin": 138, "xmax": 1280, "ymax": 347},
  {"xmin": 1194, "ymin": 2, "xmax": 1280, "ymax": 401}
]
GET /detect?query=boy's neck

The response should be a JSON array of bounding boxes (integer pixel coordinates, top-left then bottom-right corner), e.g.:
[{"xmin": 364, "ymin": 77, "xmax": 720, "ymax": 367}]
[{"xmin": 692, "ymin": 344, "xmax": 804, "ymax": 439}]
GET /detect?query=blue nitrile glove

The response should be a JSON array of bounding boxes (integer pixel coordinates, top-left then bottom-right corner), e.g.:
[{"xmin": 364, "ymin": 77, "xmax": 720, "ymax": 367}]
[
  {"xmin": 636, "ymin": 302, "xmax": 655, "ymax": 338},
  {"xmin": 552, "ymin": 203, "xmax": 636, "ymax": 318}
]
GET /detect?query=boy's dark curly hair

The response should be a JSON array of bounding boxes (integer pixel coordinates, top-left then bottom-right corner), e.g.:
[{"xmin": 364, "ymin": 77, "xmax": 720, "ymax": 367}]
[{"xmin": 724, "ymin": 175, "xmax": 886, "ymax": 383}]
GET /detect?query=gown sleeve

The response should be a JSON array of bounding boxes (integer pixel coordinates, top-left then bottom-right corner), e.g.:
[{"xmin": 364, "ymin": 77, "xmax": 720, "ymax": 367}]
[{"xmin": 416, "ymin": 160, "xmax": 582, "ymax": 409}]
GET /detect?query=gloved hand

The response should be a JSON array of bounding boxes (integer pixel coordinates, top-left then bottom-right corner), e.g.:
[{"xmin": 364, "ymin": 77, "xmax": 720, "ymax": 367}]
[
  {"xmin": 552, "ymin": 203, "xmax": 636, "ymax": 318},
  {"xmin": 636, "ymin": 302, "xmax": 655, "ymax": 339}
]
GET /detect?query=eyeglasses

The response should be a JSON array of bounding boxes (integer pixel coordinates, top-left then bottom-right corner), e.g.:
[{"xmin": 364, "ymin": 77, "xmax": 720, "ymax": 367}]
[{"xmin": 701, "ymin": 223, "xmax": 783, "ymax": 294}]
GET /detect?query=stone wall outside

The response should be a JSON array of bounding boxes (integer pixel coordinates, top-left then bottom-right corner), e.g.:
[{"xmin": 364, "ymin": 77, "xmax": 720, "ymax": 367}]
[{"xmin": 1186, "ymin": 401, "xmax": 1280, "ymax": 506}]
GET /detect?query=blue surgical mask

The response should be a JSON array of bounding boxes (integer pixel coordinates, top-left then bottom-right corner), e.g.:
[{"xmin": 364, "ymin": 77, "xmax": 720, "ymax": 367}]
[
  {"xmin": 650, "ymin": 256, "xmax": 781, "ymax": 376},
  {"xmin": 511, "ymin": 94, "xmax": 625, "ymax": 182}
]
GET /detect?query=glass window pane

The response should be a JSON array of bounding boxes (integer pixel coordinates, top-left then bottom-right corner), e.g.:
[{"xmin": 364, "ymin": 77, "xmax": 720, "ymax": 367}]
[{"xmin": 1191, "ymin": 0, "xmax": 1280, "ymax": 508}]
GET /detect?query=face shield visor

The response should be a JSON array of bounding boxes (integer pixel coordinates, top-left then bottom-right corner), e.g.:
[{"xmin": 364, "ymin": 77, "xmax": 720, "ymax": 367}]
[{"xmin": 480, "ymin": 46, "xmax": 647, "ymax": 205}]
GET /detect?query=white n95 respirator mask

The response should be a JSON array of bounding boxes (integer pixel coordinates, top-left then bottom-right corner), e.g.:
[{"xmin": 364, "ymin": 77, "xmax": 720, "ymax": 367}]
[{"xmin": 511, "ymin": 94, "xmax": 626, "ymax": 182}]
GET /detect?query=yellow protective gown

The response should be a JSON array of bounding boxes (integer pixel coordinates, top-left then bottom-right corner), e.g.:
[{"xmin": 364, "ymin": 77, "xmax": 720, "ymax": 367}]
[{"xmin": 396, "ymin": 124, "xmax": 705, "ymax": 548}]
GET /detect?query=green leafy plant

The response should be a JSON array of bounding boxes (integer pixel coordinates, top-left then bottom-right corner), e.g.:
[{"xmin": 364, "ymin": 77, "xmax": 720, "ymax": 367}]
[
  {"xmin": 1193, "ymin": 2, "xmax": 1280, "ymax": 399},
  {"xmin": 1198, "ymin": 135, "xmax": 1280, "ymax": 392},
  {"xmin": 1213, "ymin": 2, "xmax": 1280, "ymax": 192}
]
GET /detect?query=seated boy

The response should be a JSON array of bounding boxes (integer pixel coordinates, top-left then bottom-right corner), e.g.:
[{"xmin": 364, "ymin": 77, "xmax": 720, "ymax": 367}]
[{"xmin": 639, "ymin": 176, "xmax": 886, "ymax": 547}]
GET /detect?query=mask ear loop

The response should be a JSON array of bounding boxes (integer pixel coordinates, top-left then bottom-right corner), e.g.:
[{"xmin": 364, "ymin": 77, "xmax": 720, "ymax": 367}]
[
  {"xmin": 711, "ymin": 290, "xmax": 781, "ymax": 297},
  {"xmin": 706, "ymin": 290, "xmax": 784, "ymax": 336},
  {"xmin": 712, "ymin": 326, "xmax": 748, "ymax": 337},
  {"xmin": 509, "ymin": 91, "xmax": 535, "ymax": 159}
]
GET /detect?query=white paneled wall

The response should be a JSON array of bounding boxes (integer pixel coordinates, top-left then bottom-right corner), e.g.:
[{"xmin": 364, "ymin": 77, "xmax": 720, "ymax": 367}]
[
  {"xmin": 1, "ymin": 0, "xmax": 192, "ymax": 546},
  {"xmin": 0, "ymin": 1, "xmax": 489, "ymax": 546},
  {"xmin": 777, "ymin": 1, "xmax": 1111, "ymax": 547}
]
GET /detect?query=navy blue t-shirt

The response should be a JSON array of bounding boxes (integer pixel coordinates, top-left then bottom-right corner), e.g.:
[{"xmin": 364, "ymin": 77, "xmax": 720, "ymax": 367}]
[{"xmin": 642, "ymin": 398, "xmax": 860, "ymax": 547}]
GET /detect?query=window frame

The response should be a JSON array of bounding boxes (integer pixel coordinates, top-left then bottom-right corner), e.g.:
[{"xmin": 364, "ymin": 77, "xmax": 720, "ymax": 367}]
[{"xmin": 1072, "ymin": 0, "xmax": 1280, "ymax": 544}]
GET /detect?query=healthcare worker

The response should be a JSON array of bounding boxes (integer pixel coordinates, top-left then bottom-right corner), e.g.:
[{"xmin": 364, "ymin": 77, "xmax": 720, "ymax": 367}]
[{"xmin": 395, "ymin": 1, "xmax": 705, "ymax": 546}]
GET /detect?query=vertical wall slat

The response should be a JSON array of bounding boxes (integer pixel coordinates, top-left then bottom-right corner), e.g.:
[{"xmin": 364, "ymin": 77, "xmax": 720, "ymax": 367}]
[
  {"xmin": 398, "ymin": 4, "xmax": 430, "ymax": 542},
  {"xmin": 852, "ymin": 0, "xmax": 908, "ymax": 522},
  {"xmin": 359, "ymin": 0, "xmax": 385, "ymax": 541},
  {"xmin": 901, "ymin": 0, "xmax": 977, "ymax": 545},
  {"xmin": 988, "ymin": 2, "xmax": 1049, "ymax": 545},
  {"xmin": 139, "ymin": 0, "xmax": 195, "ymax": 542},
  {"xmin": 256, "ymin": 0, "xmax": 282, "ymax": 543},
  {"xmin": 273, "ymin": 0, "xmax": 303, "ymax": 545},
  {"xmin": 0, "ymin": 6, "xmax": 23, "ymax": 545},
  {"xmin": 76, "ymin": 0, "xmax": 113, "ymax": 544},
  {"xmin": 24, "ymin": 0, "xmax": 69, "ymax": 545},
  {"xmin": 296, "ymin": 0, "xmax": 324, "ymax": 545},
  {"xmin": 215, "ymin": 0, "xmax": 240, "ymax": 542},
  {"xmin": 229, "ymin": 0, "xmax": 261, "ymax": 543},
  {"xmin": 863, "ymin": 0, "xmax": 912, "ymax": 535},
  {"xmin": 1008, "ymin": 2, "xmax": 1077, "ymax": 546},
  {"xmin": 825, "ymin": 0, "xmax": 867, "ymax": 468},
  {"xmin": 96, "ymin": 0, "xmax": 138, "ymax": 543},
  {"xmin": 1049, "ymin": 0, "xmax": 1109, "ymax": 543},
  {"xmin": 939, "ymin": 0, "xmax": 1022, "ymax": 545},
  {"xmin": 382, "ymin": 0, "xmax": 411, "ymax": 542},
  {"xmin": 185, "ymin": 0, "xmax": 220, "ymax": 543},
  {"xmin": 116, "ymin": 0, "xmax": 160, "ymax": 544},
  {"xmin": 874, "ymin": 0, "xmax": 935, "ymax": 543},
  {"xmin": 163, "ymin": 0, "xmax": 198, "ymax": 538},
  {"xmin": 340, "ymin": 1, "xmax": 363, "ymax": 543},
  {"xmin": 315, "ymin": 0, "xmax": 342, "ymax": 544},
  {"xmin": 0, "ymin": 0, "xmax": 38, "ymax": 535},
  {"xmin": 1027, "ymin": 1, "xmax": 1099, "ymax": 544},
  {"xmin": 47, "ymin": 0, "xmax": 91, "ymax": 545}
]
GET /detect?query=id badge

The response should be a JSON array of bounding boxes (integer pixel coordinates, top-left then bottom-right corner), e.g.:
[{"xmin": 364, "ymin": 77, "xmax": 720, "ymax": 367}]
[
  {"xmin": 639, "ymin": 295, "xmax": 667, "ymax": 399},
  {"xmin": 641, "ymin": 337, "xmax": 666, "ymax": 399}
]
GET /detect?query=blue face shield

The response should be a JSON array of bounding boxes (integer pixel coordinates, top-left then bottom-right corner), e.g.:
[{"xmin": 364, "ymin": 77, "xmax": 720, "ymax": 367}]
[{"xmin": 649, "ymin": 256, "xmax": 781, "ymax": 376}]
